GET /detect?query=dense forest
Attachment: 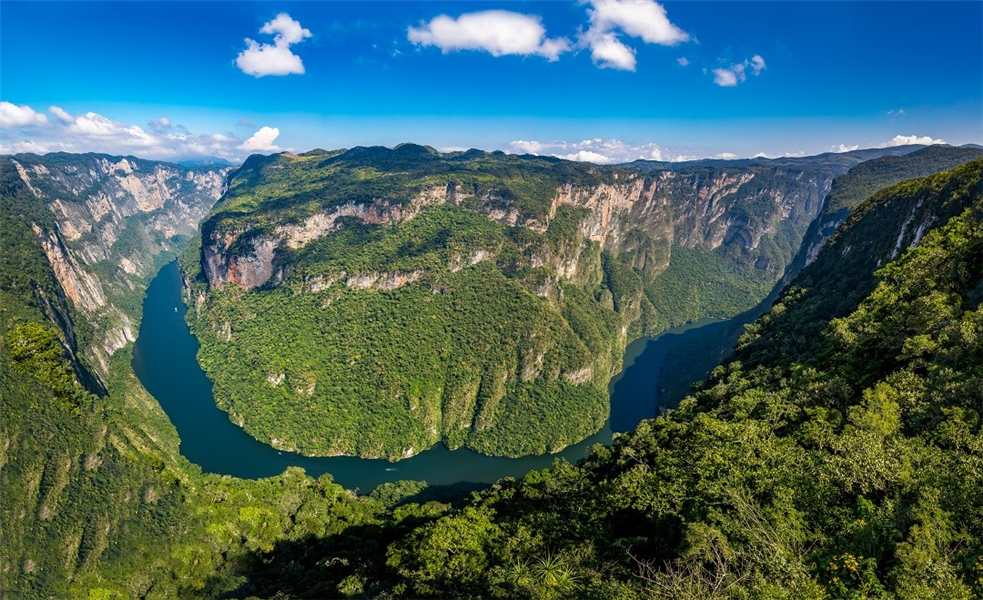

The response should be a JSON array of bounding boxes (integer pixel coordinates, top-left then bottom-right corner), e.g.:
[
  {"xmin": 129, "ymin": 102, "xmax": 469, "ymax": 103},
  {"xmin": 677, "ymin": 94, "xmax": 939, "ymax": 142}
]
[
  {"xmin": 186, "ymin": 144, "xmax": 879, "ymax": 459},
  {"xmin": 656, "ymin": 144, "xmax": 983, "ymax": 409},
  {"xmin": 224, "ymin": 158, "xmax": 983, "ymax": 599},
  {"xmin": 2, "ymin": 152, "xmax": 981, "ymax": 598}
]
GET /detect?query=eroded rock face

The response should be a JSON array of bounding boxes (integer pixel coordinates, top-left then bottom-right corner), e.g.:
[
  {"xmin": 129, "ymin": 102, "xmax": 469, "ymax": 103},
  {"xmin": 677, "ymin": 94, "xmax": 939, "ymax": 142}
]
[
  {"xmin": 10, "ymin": 154, "xmax": 230, "ymax": 375},
  {"xmin": 202, "ymin": 167, "xmax": 832, "ymax": 293}
]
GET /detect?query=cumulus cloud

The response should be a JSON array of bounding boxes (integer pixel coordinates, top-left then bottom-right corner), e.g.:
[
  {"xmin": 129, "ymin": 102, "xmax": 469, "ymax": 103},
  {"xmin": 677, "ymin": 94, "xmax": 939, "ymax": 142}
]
[
  {"xmin": 408, "ymin": 1, "xmax": 687, "ymax": 71},
  {"xmin": 749, "ymin": 54, "xmax": 766, "ymax": 75},
  {"xmin": 1, "ymin": 102, "xmax": 48, "ymax": 127},
  {"xmin": 712, "ymin": 54, "xmax": 765, "ymax": 87},
  {"xmin": 0, "ymin": 102, "xmax": 264, "ymax": 160},
  {"xmin": 586, "ymin": 0, "xmax": 689, "ymax": 46},
  {"xmin": 238, "ymin": 126, "xmax": 281, "ymax": 152},
  {"xmin": 236, "ymin": 13, "xmax": 312, "ymax": 77},
  {"xmin": 715, "ymin": 152, "xmax": 737, "ymax": 159},
  {"xmin": 582, "ymin": 0, "xmax": 689, "ymax": 72},
  {"xmin": 753, "ymin": 150, "xmax": 806, "ymax": 159},
  {"xmin": 509, "ymin": 137, "xmax": 696, "ymax": 164},
  {"xmin": 677, "ymin": 57, "xmax": 690, "ymax": 67},
  {"xmin": 407, "ymin": 10, "xmax": 570, "ymax": 60},
  {"xmin": 586, "ymin": 32, "xmax": 637, "ymax": 71},
  {"xmin": 556, "ymin": 149, "xmax": 616, "ymax": 164},
  {"xmin": 49, "ymin": 105, "xmax": 74, "ymax": 124},
  {"xmin": 830, "ymin": 143, "xmax": 859, "ymax": 153},
  {"xmin": 880, "ymin": 134, "xmax": 945, "ymax": 147},
  {"xmin": 712, "ymin": 66, "xmax": 742, "ymax": 87}
]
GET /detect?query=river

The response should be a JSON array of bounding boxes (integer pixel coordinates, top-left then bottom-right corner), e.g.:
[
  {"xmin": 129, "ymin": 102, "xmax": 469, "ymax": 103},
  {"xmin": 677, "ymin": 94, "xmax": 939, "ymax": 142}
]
[{"xmin": 132, "ymin": 261, "xmax": 723, "ymax": 491}]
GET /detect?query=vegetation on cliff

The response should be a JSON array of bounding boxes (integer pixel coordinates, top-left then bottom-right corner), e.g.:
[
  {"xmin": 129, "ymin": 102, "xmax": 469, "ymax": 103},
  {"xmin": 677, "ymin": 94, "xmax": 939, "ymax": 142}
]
[
  {"xmin": 6, "ymin": 152, "xmax": 982, "ymax": 599},
  {"xmin": 232, "ymin": 158, "xmax": 983, "ymax": 599},
  {"xmin": 188, "ymin": 145, "xmax": 853, "ymax": 459}
]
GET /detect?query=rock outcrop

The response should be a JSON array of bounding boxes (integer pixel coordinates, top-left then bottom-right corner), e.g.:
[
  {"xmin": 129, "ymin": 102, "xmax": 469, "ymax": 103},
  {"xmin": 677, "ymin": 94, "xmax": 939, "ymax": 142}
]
[
  {"xmin": 6, "ymin": 153, "xmax": 230, "ymax": 375},
  {"xmin": 201, "ymin": 159, "xmax": 835, "ymax": 293}
]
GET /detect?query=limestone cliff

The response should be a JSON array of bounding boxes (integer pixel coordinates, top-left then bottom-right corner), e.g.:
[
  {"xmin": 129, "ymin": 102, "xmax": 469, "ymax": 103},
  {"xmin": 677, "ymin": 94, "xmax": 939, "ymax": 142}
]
[
  {"xmin": 5, "ymin": 153, "xmax": 230, "ymax": 376},
  {"xmin": 200, "ymin": 153, "xmax": 835, "ymax": 299}
]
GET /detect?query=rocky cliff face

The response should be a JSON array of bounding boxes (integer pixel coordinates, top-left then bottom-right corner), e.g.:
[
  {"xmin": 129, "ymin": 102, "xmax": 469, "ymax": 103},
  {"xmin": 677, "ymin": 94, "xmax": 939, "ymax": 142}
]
[
  {"xmin": 781, "ymin": 145, "xmax": 983, "ymax": 286},
  {"xmin": 200, "ymin": 156, "xmax": 834, "ymax": 297},
  {"xmin": 6, "ymin": 153, "xmax": 230, "ymax": 375},
  {"xmin": 736, "ymin": 158, "xmax": 983, "ymax": 369}
]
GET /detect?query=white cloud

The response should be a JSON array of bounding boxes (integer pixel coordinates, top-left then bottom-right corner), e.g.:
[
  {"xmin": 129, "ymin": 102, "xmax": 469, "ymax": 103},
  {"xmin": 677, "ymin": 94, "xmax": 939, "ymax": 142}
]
[
  {"xmin": 712, "ymin": 67, "xmax": 741, "ymax": 87},
  {"xmin": 0, "ymin": 140, "xmax": 71, "ymax": 154},
  {"xmin": 715, "ymin": 152, "xmax": 737, "ymax": 159},
  {"xmin": 753, "ymin": 150, "xmax": 806, "ymax": 159},
  {"xmin": 586, "ymin": 31, "xmax": 637, "ymax": 71},
  {"xmin": 238, "ymin": 126, "xmax": 281, "ymax": 152},
  {"xmin": 586, "ymin": 0, "xmax": 689, "ymax": 46},
  {"xmin": 1, "ymin": 104, "xmax": 258, "ymax": 160},
  {"xmin": 887, "ymin": 108, "xmax": 906, "ymax": 116},
  {"xmin": 582, "ymin": 0, "xmax": 689, "ymax": 72},
  {"xmin": 236, "ymin": 13, "xmax": 312, "ymax": 77},
  {"xmin": 831, "ymin": 143, "xmax": 859, "ymax": 153},
  {"xmin": 49, "ymin": 106, "xmax": 74, "ymax": 124},
  {"xmin": 557, "ymin": 150, "xmax": 616, "ymax": 164},
  {"xmin": 1, "ymin": 102, "xmax": 48, "ymax": 127},
  {"xmin": 508, "ymin": 137, "xmax": 696, "ymax": 164},
  {"xmin": 409, "ymin": 1, "xmax": 687, "ymax": 71},
  {"xmin": 511, "ymin": 139, "xmax": 555, "ymax": 154},
  {"xmin": 677, "ymin": 57, "xmax": 689, "ymax": 67},
  {"xmin": 749, "ymin": 54, "xmax": 766, "ymax": 75},
  {"xmin": 880, "ymin": 134, "xmax": 945, "ymax": 147},
  {"xmin": 711, "ymin": 55, "xmax": 765, "ymax": 87},
  {"xmin": 408, "ymin": 10, "xmax": 570, "ymax": 61},
  {"xmin": 587, "ymin": 0, "xmax": 689, "ymax": 46}
]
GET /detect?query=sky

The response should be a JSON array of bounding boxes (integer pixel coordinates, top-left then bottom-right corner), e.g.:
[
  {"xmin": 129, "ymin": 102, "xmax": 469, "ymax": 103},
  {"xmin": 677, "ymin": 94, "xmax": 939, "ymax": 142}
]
[{"xmin": 1, "ymin": 1, "xmax": 980, "ymax": 163}]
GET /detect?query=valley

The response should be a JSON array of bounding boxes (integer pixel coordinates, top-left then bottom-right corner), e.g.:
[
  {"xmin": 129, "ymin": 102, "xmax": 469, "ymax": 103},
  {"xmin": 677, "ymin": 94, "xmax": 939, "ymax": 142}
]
[
  {"xmin": 182, "ymin": 144, "xmax": 933, "ymax": 460},
  {"xmin": 3, "ymin": 3, "xmax": 981, "ymax": 597},
  {"xmin": 3, "ymin": 145, "xmax": 982, "ymax": 598}
]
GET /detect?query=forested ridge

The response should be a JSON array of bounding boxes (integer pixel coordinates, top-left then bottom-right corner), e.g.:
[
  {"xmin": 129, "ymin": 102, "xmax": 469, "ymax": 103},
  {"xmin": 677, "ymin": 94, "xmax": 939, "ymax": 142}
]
[
  {"xmin": 228, "ymin": 158, "xmax": 983, "ymax": 599},
  {"xmin": 2, "ymin": 154, "xmax": 982, "ymax": 598},
  {"xmin": 186, "ymin": 144, "xmax": 881, "ymax": 459}
]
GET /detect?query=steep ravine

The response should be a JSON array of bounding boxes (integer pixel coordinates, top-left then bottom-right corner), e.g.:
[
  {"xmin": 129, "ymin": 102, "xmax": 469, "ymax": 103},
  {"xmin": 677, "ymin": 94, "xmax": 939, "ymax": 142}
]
[{"xmin": 4, "ymin": 153, "xmax": 230, "ymax": 377}]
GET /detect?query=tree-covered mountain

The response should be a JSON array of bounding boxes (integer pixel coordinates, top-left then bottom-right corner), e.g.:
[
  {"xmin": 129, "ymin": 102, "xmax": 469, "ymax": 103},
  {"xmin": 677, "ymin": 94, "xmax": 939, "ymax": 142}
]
[
  {"xmin": 233, "ymin": 157, "xmax": 983, "ymax": 599},
  {"xmin": 1, "ymin": 154, "xmax": 390, "ymax": 599},
  {"xmin": 3, "ymin": 150, "xmax": 981, "ymax": 597},
  {"xmin": 185, "ymin": 144, "xmax": 920, "ymax": 460},
  {"xmin": 657, "ymin": 144, "xmax": 983, "ymax": 408},
  {"xmin": 1, "ymin": 153, "xmax": 229, "ymax": 377}
]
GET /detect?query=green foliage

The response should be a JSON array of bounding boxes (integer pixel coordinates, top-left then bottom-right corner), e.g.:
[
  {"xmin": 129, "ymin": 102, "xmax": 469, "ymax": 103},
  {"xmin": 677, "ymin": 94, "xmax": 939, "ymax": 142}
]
[
  {"xmin": 737, "ymin": 159, "xmax": 983, "ymax": 368},
  {"xmin": 241, "ymin": 157, "xmax": 983, "ymax": 598},
  {"xmin": 7, "ymin": 150, "xmax": 983, "ymax": 599},
  {"xmin": 825, "ymin": 145, "xmax": 983, "ymax": 216},
  {"xmin": 205, "ymin": 145, "xmax": 618, "ymax": 245},
  {"xmin": 191, "ymin": 205, "xmax": 624, "ymax": 459},
  {"xmin": 645, "ymin": 246, "xmax": 772, "ymax": 329},
  {"xmin": 6, "ymin": 322, "xmax": 95, "ymax": 414}
]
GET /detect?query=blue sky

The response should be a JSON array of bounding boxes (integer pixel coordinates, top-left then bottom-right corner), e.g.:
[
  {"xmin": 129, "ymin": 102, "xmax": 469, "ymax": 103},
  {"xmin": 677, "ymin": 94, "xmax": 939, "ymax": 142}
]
[{"xmin": 1, "ymin": 1, "xmax": 980, "ymax": 163}]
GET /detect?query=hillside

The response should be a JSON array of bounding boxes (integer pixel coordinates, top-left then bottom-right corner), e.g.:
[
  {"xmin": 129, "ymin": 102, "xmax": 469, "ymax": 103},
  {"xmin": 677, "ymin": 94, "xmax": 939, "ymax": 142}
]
[
  {"xmin": 657, "ymin": 144, "xmax": 983, "ymax": 408},
  {"xmin": 236, "ymin": 159, "xmax": 983, "ymax": 599},
  {"xmin": 794, "ymin": 144, "xmax": 983, "ymax": 273},
  {"xmin": 185, "ymin": 144, "xmax": 875, "ymax": 459},
  {"xmin": 1, "ymin": 155, "xmax": 389, "ymax": 599},
  {"xmin": 3, "ymin": 152, "xmax": 980, "ymax": 598},
  {"xmin": 1, "ymin": 153, "xmax": 229, "ymax": 377}
]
